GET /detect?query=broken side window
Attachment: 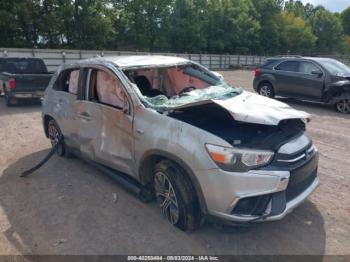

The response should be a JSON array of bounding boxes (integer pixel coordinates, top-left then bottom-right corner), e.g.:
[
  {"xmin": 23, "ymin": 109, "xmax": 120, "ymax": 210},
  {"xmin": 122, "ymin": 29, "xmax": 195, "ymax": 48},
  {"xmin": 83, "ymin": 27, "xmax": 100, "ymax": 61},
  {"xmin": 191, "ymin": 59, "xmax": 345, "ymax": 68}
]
[{"xmin": 53, "ymin": 68, "xmax": 80, "ymax": 95}]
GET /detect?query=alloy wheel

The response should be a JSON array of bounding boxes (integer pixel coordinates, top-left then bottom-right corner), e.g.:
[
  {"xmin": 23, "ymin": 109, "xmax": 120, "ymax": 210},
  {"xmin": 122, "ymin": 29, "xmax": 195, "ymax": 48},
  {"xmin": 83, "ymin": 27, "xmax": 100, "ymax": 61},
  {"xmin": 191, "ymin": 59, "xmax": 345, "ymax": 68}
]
[
  {"xmin": 48, "ymin": 121, "xmax": 64, "ymax": 155},
  {"xmin": 154, "ymin": 171, "xmax": 180, "ymax": 225},
  {"xmin": 336, "ymin": 99, "xmax": 350, "ymax": 114},
  {"xmin": 48, "ymin": 123, "xmax": 60, "ymax": 146},
  {"xmin": 259, "ymin": 85, "xmax": 271, "ymax": 97}
]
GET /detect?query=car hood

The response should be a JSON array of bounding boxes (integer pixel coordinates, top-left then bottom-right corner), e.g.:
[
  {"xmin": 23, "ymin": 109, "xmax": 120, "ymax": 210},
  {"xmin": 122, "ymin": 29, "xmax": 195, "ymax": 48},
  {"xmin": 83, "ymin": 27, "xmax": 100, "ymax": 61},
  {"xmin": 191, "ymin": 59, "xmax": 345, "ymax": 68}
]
[
  {"xmin": 169, "ymin": 91, "xmax": 310, "ymax": 126},
  {"xmin": 330, "ymin": 74, "xmax": 350, "ymax": 84}
]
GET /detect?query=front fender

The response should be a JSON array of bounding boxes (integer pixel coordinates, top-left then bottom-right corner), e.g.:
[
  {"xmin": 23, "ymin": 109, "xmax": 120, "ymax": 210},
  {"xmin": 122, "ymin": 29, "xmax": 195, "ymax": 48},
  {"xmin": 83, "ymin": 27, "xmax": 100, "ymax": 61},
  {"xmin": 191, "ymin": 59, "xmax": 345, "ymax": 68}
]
[
  {"xmin": 138, "ymin": 149, "xmax": 209, "ymax": 213},
  {"xmin": 324, "ymin": 81, "xmax": 350, "ymax": 103}
]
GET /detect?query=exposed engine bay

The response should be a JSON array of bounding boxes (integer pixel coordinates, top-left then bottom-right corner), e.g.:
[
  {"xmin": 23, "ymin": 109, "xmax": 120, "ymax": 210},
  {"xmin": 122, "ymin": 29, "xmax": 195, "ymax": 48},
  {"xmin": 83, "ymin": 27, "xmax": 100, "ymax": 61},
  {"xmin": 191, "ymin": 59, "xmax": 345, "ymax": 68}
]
[{"xmin": 168, "ymin": 103, "xmax": 305, "ymax": 151}]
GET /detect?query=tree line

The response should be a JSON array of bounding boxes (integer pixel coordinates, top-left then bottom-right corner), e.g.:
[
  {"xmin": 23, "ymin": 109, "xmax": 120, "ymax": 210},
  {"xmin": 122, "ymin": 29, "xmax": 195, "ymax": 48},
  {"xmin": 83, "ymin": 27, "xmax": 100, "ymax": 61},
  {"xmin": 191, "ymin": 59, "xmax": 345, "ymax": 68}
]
[{"xmin": 0, "ymin": 0, "xmax": 350, "ymax": 55}]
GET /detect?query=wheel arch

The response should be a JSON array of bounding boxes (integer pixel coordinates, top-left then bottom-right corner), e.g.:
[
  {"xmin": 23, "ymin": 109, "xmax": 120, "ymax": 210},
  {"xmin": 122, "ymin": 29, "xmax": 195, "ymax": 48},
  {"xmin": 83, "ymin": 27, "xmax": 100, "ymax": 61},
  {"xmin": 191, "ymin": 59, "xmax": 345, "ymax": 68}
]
[
  {"xmin": 138, "ymin": 150, "xmax": 208, "ymax": 214},
  {"xmin": 323, "ymin": 84, "xmax": 350, "ymax": 103}
]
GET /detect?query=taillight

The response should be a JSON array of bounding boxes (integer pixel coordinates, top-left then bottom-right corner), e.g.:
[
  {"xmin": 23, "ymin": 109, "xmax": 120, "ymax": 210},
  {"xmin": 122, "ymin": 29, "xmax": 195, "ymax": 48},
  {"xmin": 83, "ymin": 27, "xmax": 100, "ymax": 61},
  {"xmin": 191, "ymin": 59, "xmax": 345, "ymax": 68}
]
[
  {"xmin": 254, "ymin": 68, "xmax": 260, "ymax": 77},
  {"xmin": 8, "ymin": 78, "xmax": 16, "ymax": 89}
]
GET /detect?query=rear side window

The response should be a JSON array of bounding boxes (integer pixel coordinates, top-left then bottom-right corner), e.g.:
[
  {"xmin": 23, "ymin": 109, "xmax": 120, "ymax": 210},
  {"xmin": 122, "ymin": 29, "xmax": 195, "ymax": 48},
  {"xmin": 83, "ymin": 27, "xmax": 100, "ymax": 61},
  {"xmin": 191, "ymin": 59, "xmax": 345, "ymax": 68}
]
[
  {"xmin": 53, "ymin": 69, "xmax": 80, "ymax": 95},
  {"xmin": 299, "ymin": 62, "xmax": 320, "ymax": 74},
  {"xmin": 275, "ymin": 61, "xmax": 299, "ymax": 72},
  {"xmin": 261, "ymin": 59, "xmax": 278, "ymax": 68}
]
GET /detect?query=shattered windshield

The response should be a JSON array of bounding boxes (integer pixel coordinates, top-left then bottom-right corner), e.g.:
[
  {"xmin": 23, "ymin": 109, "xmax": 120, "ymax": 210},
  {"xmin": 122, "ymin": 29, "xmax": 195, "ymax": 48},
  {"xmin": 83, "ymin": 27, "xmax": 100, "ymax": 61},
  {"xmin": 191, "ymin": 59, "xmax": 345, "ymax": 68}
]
[
  {"xmin": 144, "ymin": 83, "xmax": 241, "ymax": 111},
  {"xmin": 125, "ymin": 63, "xmax": 242, "ymax": 111}
]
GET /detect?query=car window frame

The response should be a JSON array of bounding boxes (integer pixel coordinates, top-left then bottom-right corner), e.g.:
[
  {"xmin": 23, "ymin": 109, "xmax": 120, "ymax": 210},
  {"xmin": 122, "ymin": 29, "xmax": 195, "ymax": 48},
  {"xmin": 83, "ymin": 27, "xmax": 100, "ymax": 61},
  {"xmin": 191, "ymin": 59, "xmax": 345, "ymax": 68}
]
[
  {"xmin": 298, "ymin": 60, "xmax": 324, "ymax": 76},
  {"xmin": 83, "ymin": 65, "xmax": 132, "ymax": 115},
  {"xmin": 273, "ymin": 60, "xmax": 300, "ymax": 73},
  {"xmin": 53, "ymin": 67, "xmax": 81, "ymax": 95}
]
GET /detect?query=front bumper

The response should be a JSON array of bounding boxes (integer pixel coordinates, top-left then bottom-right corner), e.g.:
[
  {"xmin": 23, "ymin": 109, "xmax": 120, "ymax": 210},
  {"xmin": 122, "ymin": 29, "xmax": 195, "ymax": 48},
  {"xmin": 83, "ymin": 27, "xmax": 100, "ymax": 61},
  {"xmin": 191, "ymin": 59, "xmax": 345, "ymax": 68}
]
[
  {"xmin": 196, "ymin": 149, "xmax": 319, "ymax": 223},
  {"xmin": 211, "ymin": 176, "xmax": 319, "ymax": 223}
]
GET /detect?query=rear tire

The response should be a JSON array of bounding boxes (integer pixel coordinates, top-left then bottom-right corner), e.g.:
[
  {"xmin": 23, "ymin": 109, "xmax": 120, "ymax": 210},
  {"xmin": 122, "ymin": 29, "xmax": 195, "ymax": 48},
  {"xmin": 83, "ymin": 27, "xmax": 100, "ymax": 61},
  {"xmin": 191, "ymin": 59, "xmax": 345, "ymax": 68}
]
[
  {"xmin": 47, "ymin": 119, "xmax": 67, "ymax": 157},
  {"xmin": 153, "ymin": 160, "xmax": 201, "ymax": 232},
  {"xmin": 258, "ymin": 83, "xmax": 275, "ymax": 98},
  {"xmin": 335, "ymin": 99, "xmax": 350, "ymax": 114},
  {"xmin": 5, "ymin": 93, "xmax": 15, "ymax": 107}
]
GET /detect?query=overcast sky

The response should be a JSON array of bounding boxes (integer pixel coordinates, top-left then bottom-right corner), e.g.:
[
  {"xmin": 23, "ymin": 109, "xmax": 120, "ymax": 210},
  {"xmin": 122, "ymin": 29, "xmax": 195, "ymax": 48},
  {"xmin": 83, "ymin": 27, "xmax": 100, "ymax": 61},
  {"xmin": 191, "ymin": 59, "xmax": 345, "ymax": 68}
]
[{"xmin": 299, "ymin": 0, "xmax": 349, "ymax": 13}]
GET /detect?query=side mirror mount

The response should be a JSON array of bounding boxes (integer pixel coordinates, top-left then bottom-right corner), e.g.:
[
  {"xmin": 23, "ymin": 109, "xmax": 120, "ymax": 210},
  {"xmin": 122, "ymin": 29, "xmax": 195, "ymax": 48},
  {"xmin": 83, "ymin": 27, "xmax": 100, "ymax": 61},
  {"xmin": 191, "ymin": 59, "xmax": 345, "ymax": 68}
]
[
  {"xmin": 122, "ymin": 97, "xmax": 130, "ymax": 114},
  {"xmin": 311, "ymin": 69, "xmax": 323, "ymax": 77}
]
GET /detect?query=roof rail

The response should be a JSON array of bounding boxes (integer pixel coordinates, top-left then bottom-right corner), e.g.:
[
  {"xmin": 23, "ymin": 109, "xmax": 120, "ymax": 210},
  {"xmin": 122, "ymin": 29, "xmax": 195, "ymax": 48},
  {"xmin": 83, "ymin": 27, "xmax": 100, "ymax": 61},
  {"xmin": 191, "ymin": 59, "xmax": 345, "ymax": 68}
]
[{"xmin": 275, "ymin": 55, "xmax": 303, "ymax": 58}]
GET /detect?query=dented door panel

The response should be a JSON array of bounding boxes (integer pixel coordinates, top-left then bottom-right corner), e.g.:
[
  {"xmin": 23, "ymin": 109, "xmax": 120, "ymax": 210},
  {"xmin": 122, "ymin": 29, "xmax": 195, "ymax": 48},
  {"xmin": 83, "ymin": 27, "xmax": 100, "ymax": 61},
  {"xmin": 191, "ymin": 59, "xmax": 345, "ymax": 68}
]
[
  {"xmin": 75, "ymin": 100, "xmax": 134, "ymax": 176},
  {"xmin": 51, "ymin": 91, "xmax": 79, "ymax": 148}
]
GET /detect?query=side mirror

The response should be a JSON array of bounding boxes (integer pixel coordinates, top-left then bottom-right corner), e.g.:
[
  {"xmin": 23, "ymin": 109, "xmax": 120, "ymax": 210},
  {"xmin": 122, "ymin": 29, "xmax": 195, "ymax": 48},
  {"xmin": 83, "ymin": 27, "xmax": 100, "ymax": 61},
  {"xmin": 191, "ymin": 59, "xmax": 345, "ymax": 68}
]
[{"xmin": 311, "ymin": 70, "xmax": 323, "ymax": 77}]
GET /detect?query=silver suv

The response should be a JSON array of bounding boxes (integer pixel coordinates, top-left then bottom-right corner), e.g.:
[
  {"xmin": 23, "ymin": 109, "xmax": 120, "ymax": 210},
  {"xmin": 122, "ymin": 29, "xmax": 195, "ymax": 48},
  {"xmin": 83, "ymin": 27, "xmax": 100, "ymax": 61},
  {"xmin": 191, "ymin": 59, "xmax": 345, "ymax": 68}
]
[{"xmin": 42, "ymin": 56, "xmax": 319, "ymax": 231}]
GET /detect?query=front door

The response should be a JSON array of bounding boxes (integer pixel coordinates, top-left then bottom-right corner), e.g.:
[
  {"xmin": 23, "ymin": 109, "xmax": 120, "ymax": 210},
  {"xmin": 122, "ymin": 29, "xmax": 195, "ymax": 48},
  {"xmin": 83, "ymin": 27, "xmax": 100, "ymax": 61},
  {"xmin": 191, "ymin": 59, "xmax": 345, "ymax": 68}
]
[
  {"xmin": 75, "ymin": 67, "xmax": 134, "ymax": 176},
  {"xmin": 293, "ymin": 61, "xmax": 324, "ymax": 100}
]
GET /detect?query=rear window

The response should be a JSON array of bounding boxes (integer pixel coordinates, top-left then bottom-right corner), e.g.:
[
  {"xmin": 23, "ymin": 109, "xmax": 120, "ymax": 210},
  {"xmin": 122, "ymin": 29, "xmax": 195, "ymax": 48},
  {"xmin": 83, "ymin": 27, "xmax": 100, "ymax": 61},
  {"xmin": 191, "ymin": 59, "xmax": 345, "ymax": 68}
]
[{"xmin": 2, "ymin": 58, "xmax": 48, "ymax": 74}]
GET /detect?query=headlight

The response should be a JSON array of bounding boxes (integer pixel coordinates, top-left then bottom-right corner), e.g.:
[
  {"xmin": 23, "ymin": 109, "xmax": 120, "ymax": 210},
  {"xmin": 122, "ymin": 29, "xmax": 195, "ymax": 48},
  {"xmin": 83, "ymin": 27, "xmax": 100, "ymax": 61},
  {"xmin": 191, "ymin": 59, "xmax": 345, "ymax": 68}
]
[{"xmin": 205, "ymin": 144, "xmax": 274, "ymax": 172}]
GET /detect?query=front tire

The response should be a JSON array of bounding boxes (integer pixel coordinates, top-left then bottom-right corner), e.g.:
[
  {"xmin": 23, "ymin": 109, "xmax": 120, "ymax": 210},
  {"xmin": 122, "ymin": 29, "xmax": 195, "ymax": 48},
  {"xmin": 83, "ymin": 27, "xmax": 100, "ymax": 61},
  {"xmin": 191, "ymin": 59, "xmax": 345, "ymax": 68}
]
[
  {"xmin": 258, "ymin": 83, "xmax": 275, "ymax": 98},
  {"xmin": 335, "ymin": 99, "xmax": 350, "ymax": 114},
  {"xmin": 153, "ymin": 160, "xmax": 201, "ymax": 232}
]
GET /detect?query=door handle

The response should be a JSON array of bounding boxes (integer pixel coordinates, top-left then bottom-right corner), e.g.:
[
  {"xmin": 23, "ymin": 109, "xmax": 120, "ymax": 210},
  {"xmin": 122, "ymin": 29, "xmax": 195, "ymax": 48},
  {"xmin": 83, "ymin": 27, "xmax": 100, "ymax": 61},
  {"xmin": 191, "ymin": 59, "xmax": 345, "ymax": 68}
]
[
  {"xmin": 78, "ymin": 112, "xmax": 92, "ymax": 121},
  {"xmin": 80, "ymin": 112, "xmax": 91, "ymax": 117},
  {"xmin": 136, "ymin": 129, "xmax": 144, "ymax": 135}
]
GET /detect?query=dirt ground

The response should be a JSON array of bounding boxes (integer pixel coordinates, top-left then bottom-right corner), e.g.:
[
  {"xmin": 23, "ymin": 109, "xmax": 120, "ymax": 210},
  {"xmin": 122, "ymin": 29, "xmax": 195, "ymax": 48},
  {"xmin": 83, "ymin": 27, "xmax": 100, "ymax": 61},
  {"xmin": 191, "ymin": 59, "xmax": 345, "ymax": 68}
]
[{"xmin": 0, "ymin": 70, "xmax": 349, "ymax": 256}]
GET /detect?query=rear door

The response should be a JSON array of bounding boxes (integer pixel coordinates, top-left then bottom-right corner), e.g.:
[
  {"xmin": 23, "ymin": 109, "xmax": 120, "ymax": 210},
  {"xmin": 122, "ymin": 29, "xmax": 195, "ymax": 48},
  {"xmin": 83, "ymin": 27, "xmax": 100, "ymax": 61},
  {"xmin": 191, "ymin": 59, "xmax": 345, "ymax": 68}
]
[
  {"xmin": 75, "ymin": 66, "xmax": 134, "ymax": 175},
  {"xmin": 50, "ymin": 68, "xmax": 81, "ymax": 150},
  {"xmin": 273, "ymin": 60, "xmax": 300, "ymax": 95}
]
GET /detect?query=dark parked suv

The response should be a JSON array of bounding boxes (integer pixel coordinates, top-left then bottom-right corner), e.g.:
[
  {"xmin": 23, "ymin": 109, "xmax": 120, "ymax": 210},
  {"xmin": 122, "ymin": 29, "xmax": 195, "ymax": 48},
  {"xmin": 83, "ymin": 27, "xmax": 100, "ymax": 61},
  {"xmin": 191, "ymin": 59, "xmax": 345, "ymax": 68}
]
[{"xmin": 253, "ymin": 56, "xmax": 350, "ymax": 113}]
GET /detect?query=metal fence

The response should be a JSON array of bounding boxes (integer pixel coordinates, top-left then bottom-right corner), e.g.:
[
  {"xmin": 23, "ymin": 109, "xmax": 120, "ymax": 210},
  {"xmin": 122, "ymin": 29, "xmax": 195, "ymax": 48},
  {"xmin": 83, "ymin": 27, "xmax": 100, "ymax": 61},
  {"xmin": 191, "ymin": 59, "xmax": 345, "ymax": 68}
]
[
  {"xmin": 0, "ymin": 48, "xmax": 267, "ymax": 71},
  {"xmin": 1, "ymin": 47, "xmax": 349, "ymax": 71}
]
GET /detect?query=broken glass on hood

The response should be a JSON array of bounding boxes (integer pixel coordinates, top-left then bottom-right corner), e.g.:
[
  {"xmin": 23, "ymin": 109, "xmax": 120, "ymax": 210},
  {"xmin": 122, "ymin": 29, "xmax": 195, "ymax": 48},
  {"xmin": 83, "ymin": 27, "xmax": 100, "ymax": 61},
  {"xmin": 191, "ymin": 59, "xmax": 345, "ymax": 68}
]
[{"xmin": 143, "ymin": 83, "xmax": 242, "ymax": 111}]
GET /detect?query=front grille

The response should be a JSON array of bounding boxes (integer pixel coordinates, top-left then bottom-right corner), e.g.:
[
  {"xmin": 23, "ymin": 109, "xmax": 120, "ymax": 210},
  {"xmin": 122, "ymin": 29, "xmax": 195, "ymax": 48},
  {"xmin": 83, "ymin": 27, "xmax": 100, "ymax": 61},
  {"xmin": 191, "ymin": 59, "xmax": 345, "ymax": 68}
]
[
  {"xmin": 274, "ymin": 144, "xmax": 315, "ymax": 167},
  {"xmin": 286, "ymin": 157, "xmax": 318, "ymax": 202},
  {"xmin": 274, "ymin": 139, "xmax": 318, "ymax": 202}
]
